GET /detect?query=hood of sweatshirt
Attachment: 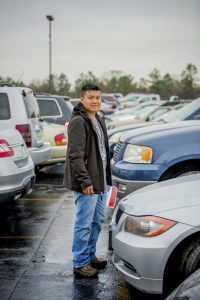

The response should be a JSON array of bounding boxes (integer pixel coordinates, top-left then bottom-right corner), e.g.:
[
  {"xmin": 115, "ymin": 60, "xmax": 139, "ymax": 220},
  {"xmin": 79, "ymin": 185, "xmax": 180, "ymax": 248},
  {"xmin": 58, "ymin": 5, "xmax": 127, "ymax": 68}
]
[{"xmin": 72, "ymin": 102, "xmax": 102, "ymax": 123}]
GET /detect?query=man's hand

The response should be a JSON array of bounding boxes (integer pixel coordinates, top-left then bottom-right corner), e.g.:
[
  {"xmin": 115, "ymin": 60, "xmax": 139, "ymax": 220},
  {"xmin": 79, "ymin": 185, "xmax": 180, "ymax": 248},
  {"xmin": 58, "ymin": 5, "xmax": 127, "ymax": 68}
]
[{"xmin": 83, "ymin": 186, "xmax": 94, "ymax": 194}]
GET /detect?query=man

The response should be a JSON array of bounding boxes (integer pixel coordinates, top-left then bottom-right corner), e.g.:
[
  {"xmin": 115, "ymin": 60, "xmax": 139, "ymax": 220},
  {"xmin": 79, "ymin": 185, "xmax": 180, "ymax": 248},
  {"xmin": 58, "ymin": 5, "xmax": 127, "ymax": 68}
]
[{"xmin": 64, "ymin": 83, "xmax": 112, "ymax": 278}]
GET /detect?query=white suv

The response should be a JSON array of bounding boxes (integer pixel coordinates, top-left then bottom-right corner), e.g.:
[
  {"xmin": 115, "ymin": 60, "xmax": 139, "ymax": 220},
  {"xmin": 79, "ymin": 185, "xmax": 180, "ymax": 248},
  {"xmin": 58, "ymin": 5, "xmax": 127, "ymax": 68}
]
[
  {"xmin": 0, "ymin": 85, "xmax": 51, "ymax": 165},
  {"xmin": 0, "ymin": 128, "xmax": 35, "ymax": 202}
]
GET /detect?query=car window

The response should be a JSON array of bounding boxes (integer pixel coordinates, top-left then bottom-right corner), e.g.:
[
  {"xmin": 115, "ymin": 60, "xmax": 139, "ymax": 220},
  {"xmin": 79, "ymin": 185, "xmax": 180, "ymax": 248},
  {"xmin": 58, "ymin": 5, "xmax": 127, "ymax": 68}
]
[
  {"xmin": 22, "ymin": 90, "xmax": 40, "ymax": 119},
  {"xmin": 148, "ymin": 107, "xmax": 170, "ymax": 121},
  {"xmin": 138, "ymin": 97, "xmax": 150, "ymax": 104},
  {"xmin": 0, "ymin": 93, "xmax": 11, "ymax": 120},
  {"xmin": 37, "ymin": 98, "xmax": 61, "ymax": 117}
]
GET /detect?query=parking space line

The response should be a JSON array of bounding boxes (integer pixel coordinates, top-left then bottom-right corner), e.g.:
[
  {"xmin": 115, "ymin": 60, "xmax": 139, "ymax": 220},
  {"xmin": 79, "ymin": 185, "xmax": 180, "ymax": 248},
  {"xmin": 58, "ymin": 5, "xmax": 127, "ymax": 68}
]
[
  {"xmin": 0, "ymin": 235, "xmax": 66, "ymax": 240},
  {"xmin": 18, "ymin": 198, "xmax": 63, "ymax": 201}
]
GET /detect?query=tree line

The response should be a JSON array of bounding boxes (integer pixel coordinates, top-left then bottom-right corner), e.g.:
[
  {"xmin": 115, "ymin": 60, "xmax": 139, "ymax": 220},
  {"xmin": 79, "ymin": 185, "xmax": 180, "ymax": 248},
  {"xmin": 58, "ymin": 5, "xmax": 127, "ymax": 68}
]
[{"xmin": 0, "ymin": 63, "xmax": 199, "ymax": 100}]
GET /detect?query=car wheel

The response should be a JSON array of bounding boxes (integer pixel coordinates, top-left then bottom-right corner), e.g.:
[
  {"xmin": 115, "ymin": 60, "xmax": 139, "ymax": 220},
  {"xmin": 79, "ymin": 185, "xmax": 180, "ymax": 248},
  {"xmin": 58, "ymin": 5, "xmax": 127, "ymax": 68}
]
[
  {"xmin": 164, "ymin": 237, "xmax": 200, "ymax": 297},
  {"xmin": 179, "ymin": 238, "xmax": 200, "ymax": 279}
]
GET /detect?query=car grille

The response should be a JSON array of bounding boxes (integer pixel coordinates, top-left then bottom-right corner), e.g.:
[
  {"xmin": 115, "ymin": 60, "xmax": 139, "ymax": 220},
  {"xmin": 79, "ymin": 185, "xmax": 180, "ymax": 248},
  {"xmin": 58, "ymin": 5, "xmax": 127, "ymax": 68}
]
[
  {"xmin": 113, "ymin": 141, "xmax": 123, "ymax": 161},
  {"xmin": 115, "ymin": 207, "xmax": 124, "ymax": 225},
  {"xmin": 123, "ymin": 259, "xmax": 139, "ymax": 277}
]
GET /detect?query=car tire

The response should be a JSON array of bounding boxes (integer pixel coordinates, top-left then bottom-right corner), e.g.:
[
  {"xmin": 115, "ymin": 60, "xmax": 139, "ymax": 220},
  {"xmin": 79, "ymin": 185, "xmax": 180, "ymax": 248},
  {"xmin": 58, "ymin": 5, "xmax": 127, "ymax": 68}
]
[
  {"xmin": 164, "ymin": 237, "xmax": 200, "ymax": 297},
  {"xmin": 179, "ymin": 238, "xmax": 200, "ymax": 279}
]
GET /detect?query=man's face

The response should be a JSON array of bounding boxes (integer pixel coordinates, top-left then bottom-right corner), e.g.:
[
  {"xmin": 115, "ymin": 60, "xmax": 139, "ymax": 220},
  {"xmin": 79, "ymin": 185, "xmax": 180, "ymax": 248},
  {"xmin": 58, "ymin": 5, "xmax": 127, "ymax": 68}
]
[{"xmin": 80, "ymin": 90, "xmax": 101, "ymax": 115}]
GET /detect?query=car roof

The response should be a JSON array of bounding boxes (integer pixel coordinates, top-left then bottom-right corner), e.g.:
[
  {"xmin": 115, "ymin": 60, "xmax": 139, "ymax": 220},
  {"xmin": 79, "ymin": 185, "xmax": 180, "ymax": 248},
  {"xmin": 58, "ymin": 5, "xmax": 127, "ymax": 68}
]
[{"xmin": 36, "ymin": 94, "xmax": 70, "ymax": 101}]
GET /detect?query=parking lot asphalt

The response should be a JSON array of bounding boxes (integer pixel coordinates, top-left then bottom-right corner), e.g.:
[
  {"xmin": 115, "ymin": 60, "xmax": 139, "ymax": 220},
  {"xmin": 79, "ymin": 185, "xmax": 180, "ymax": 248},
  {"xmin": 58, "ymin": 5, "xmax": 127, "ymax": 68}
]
[{"xmin": 0, "ymin": 164, "xmax": 163, "ymax": 300}]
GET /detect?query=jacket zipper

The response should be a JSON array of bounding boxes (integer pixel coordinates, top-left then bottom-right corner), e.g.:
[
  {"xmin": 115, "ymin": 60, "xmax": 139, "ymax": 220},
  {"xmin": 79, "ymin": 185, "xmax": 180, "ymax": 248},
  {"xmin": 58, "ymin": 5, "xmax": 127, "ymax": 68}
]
[{"xmin": 89, "ymin": 119, "xmax": 104, "ymax": 194}]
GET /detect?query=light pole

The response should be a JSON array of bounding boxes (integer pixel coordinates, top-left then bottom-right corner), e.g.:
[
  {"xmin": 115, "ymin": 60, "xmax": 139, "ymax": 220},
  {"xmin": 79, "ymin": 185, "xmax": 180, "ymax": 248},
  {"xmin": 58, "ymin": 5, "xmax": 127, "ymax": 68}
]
[{"xmin": 46, "ymin": 15, "xmax": 54, "ymax": 92}]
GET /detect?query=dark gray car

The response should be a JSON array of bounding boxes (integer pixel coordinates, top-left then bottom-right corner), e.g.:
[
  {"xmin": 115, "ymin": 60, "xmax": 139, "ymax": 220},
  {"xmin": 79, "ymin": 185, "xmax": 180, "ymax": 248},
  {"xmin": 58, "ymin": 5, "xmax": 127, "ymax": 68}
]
[{"xmin": 36, "ymin": 94, "xmax": 73, "ymax": 126}]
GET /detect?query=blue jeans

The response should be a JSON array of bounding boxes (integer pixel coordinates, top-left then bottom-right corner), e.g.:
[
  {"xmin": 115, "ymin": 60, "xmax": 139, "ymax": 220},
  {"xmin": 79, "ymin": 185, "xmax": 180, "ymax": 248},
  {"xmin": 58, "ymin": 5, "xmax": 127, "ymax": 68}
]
[{"xmin": 72, "ymin": 187, "xmax": 109, "ymax": 268}]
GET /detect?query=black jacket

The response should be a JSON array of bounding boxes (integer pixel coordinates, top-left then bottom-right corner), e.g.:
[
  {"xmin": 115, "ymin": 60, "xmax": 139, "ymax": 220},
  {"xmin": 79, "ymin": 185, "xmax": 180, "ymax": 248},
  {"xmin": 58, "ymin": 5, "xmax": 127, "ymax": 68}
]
[{"xmin": 64, "ymin": 102, "xmax": 112, "ymax": 193}]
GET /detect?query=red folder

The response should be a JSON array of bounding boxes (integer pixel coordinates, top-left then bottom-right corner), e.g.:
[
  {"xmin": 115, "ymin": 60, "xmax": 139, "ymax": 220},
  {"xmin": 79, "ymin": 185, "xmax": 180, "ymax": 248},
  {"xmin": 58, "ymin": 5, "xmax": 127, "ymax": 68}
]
[{"xmin": 106, "ymin": 186, "xmax": 117, "ymax": 208}]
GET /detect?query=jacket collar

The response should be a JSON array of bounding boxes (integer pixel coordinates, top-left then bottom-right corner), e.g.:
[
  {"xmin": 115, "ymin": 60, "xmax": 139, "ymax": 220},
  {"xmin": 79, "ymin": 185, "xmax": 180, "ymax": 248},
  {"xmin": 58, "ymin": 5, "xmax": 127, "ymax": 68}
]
[
  {"xmin": 72, "ymin": 102, "xmax": 103, "ymax": 123},
  {"xmin": 72, "ymin": 102, "xmax": 88, "ymax": 120}
]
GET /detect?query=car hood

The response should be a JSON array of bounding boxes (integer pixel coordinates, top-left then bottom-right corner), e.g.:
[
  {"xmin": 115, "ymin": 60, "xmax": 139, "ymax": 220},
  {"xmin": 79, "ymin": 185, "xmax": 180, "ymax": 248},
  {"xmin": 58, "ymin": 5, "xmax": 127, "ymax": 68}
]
[
  {"xmin": 121, "ymin": 120, "xmax": 200, "ymax": 144},
  {"xmin": 107, "ymin": 121, "xmax": 160, "ymax": 139},
  {"xmin": 122, "ymin": 174, "xmax": 200, "ymax": 226}
]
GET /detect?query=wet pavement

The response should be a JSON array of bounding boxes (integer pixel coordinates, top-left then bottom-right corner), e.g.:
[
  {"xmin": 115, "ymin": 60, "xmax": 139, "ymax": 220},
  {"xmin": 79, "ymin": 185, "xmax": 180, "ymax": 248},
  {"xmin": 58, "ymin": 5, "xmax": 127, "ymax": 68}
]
[{"xmin": 0, "ymin": 164, "xmax": 163, "ymax": 300}]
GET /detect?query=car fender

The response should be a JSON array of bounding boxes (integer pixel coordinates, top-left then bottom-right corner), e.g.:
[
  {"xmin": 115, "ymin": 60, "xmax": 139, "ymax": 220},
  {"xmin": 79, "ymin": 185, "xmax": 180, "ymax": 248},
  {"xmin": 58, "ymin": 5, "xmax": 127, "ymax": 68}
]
[
  {"xmin": 161, "ymin": 227, "xmax": 200, "ymax": 279},
  {"xmin": 155, "ymin": 145, "xmax": 200, "ymax": 178}
]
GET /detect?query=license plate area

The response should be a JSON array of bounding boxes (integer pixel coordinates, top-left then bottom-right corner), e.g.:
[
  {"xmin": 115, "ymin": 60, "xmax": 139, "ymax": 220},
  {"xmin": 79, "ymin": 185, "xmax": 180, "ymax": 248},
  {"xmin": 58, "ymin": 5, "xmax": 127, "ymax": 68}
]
[{"xmin": 14, "ymin": 146, "xmax": 26, "ymax": 159}]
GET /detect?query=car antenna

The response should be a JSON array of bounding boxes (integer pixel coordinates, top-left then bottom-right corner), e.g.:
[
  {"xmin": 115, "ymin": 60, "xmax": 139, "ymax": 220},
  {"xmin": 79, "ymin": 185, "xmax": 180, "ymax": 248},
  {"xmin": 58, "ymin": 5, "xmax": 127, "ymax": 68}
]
[{"xmin": 16, "ymin": 70, "xmax": 24, "ymax": 86}]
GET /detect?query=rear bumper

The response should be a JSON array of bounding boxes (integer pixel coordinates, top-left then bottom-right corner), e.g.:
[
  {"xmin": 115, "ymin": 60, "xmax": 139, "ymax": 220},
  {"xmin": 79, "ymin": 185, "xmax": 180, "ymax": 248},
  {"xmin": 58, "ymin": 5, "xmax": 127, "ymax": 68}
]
[
  {"xmin": 29, "ymin": 142, "xmax": 51, "ymax": 165},
  {"xmin": 40, "ymin": 145, "xmax": 67, "ymax": 165},
  {"xmin": 0, "ymin": 175, "xmax": 35, "ymax": 203},
  {"xmin": 0, "ymin": 158, "xmax": 35, "ymax": 203}
]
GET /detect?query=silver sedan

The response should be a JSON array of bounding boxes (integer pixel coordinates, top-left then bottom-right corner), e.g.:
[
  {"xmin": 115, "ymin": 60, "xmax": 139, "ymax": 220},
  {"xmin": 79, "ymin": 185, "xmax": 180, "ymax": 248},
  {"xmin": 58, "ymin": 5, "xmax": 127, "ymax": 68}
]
[{"xmin": 110, "ymin": 174, "xmax": 200, "ymax": 297}]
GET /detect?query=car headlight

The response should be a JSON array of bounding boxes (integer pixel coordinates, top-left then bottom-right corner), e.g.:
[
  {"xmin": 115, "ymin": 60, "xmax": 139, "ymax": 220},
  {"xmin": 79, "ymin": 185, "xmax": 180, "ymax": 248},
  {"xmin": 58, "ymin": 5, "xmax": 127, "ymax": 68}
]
[
  {"xmin": 109, "ymin": 132, "xmax": 122, "ymax": 144},
  {"xmin": 124, "ymin": 215, "xmax": 176, "ymax": 237},
  {"xmin": 123, "ymin": 144, "xmax": 152, "ymax": 163}
]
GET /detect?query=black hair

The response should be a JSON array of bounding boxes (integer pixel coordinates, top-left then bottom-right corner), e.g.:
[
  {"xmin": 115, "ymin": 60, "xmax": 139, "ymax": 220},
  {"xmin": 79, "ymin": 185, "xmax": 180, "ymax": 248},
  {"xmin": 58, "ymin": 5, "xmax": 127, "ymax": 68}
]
[{"xmin": 81, "ymin": 83, "xmax": 101, "ymax": 96}]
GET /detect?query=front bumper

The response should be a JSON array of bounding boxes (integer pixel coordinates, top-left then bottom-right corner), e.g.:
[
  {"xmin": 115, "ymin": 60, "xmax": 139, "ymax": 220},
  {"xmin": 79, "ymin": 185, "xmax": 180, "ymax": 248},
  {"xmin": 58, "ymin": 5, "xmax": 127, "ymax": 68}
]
[
  {"xmin": 112, "ymin": 174, "xmax": 156, "ymax": 200},
  {"xmin": 111, "ymin": 215, "xmax": 194, "ymax": 294},
  {"xmin": 113, "ymin": 252, "xmax": 163, "ymax": 294}
]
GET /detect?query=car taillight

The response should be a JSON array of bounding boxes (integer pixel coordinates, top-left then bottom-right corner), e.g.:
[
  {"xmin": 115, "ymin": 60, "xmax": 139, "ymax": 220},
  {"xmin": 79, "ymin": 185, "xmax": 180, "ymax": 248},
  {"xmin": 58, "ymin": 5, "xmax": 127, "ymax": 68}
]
[
  {"xmin": 64, "ymin": 121, "xmax": 69, "ymax": 126},
  {"xmin": 54, "ymin": 133, "xmax": 67, "ymax": 146},
  {"xmin": 0, "ymin": 139, "xmax": 14, "ymax": 158},
  {"xmin": 16, "ymin": 124, "xmax": 32, "ymax": 147}
]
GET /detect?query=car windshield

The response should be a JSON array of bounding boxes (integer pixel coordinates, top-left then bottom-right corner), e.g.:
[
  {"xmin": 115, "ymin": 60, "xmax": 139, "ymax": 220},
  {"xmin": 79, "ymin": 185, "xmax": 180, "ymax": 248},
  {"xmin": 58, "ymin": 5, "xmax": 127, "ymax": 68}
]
[
  {"xmin": 136, "ymin": 105, "xmax": 158, "ymax": 119},
  {"xmin": 147, "ymin": 107, "xmax": 170, "ymax": 121},
  {"xmin": 0, "ymin": 93, "xmax": 11, "ymax": 120},
  {"xmin": 155, "ymin": 98, "xmax": 200, "ymax": 122}
]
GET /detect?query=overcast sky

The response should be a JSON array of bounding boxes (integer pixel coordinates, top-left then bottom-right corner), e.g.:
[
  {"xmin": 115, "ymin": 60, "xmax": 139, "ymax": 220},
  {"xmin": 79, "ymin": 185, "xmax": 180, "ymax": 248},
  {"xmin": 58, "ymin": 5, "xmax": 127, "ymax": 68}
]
[{"xmin": 0, "ymin": 0, "xmax": 199, "ymax": 86}]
